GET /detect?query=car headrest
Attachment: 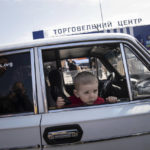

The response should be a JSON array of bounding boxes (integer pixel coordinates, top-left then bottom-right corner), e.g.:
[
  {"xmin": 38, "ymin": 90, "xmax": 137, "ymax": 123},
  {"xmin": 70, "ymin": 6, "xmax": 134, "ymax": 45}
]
[
  {"xmin": 48, "ymin": 69, "xmax": 62, "ymax": 88},
  {"xmin": 48, "ymin": 69, "xmax": 71, "ymax": 105}
]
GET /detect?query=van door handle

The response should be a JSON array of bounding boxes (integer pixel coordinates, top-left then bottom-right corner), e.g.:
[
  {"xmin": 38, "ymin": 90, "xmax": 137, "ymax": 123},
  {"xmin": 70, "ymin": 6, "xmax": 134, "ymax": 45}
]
[{"xmin": 43, "ymin": 124, "xmax": 83, "ymax": 145}]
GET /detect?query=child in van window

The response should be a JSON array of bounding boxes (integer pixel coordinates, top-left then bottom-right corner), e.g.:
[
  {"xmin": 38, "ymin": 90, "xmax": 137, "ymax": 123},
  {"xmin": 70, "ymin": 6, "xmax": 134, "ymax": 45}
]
[{"xmin": 56, "ymin": 71, "xmax": 118, "ymax": 108}]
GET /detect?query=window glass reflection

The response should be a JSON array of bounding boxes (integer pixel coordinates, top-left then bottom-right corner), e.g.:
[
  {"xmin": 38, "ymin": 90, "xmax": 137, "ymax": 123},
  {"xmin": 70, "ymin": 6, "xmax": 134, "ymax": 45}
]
[
  {"xmin": 0, "ymin": 52, "xmax": 34, "ymax": 115},
  {"xmin": 124, "ymin": 45, "xmax": 150, "ymax": 99}
]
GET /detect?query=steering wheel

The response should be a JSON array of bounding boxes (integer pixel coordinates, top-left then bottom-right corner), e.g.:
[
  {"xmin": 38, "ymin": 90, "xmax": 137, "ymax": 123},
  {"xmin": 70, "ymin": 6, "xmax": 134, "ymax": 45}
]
[{"xmin": 100, "ymin": 73, "xmax": 115, "ymax": 98}]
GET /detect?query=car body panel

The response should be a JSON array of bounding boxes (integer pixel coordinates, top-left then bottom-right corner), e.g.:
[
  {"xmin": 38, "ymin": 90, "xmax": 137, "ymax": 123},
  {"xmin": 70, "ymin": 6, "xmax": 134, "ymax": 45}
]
[
  {"xmin": 0, "ymin": 114, "xmax": 41, "ymax": 150},
  {"xmin": 43, "ymin": 134, "xmax": 150, "ymax": 150},
  {"xmin": 41, "ymin": 100, "xmax": 150, "ymax": 150},
  {"xmin": 0, "ymin": 33, "xmax": 150, "ymax": 150}
]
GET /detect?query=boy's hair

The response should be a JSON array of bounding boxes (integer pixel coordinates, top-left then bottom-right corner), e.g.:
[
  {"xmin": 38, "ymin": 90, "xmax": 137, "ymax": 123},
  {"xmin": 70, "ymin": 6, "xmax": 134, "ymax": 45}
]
[{"xmin": 74, "ymin": 71, "xmax": 98, "ymax": 90}]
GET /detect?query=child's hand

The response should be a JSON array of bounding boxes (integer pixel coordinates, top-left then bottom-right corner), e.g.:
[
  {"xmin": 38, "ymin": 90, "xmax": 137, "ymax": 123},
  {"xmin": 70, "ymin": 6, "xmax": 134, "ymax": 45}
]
[
  {"xmin": 105, "ymin": 96, "xmax": 118, "ymax": 103},
  {"xmin": 56, "ymin": 97, "xmax": 65, "ymax": 108}
]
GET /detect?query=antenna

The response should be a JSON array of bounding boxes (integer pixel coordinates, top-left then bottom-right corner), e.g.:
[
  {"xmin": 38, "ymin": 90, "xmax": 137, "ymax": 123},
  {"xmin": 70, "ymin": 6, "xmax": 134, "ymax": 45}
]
[
  {"xmin": 99, "ymin": 0, "xmax": 104, "ymax": 31},
  {"xmin": 94, "ymin": 0, "xmax": 104, "ymax": 32}
]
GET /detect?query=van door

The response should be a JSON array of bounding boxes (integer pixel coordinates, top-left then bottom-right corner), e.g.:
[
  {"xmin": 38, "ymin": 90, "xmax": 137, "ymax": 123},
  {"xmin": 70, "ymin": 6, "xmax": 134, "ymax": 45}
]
[{"xmin": 0, "ymin": 49, "xmax": 41, "ymax": 150}]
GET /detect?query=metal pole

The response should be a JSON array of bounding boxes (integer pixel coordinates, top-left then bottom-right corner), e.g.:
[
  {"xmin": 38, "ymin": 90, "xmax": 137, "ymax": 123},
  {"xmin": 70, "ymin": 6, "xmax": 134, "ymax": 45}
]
[{"xmin": 99, "ymin": 0, "xmax": 104, "ymax": 31}]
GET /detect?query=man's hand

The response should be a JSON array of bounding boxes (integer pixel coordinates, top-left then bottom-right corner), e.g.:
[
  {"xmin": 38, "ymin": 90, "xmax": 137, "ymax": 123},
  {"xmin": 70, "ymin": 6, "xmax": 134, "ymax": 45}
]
[{"xmin": 56, "ymin": 97, "xmax": 65, "ymax": 108}]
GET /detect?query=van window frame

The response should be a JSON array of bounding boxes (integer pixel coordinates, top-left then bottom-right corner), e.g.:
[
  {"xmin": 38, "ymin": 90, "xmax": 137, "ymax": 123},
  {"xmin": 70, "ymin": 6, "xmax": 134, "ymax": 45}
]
[{"xmin": 0, "ymin": 48, "xmax": 37, "ymax": 117}]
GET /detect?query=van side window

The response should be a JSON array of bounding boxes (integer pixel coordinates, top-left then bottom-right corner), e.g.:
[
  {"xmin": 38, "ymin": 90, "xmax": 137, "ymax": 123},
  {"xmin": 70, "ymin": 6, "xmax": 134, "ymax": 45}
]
[
  {"xmin": 0, "ymin": 52, "xmax": 34, "ymax": 115},
  {"xmin": 124, "ymin": 45, "xmax": 150, "ymax": 99}
]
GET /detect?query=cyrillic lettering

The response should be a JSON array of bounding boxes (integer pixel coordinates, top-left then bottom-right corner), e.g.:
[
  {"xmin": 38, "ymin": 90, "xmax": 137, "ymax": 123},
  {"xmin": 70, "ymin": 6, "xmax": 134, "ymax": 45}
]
[
  {"xmin": 123, "ymin": 20, "xmax": 128, "ymax": 26},
  {"xmin": 81, "ymin": 25, "xmax": 85, "ymax": 31},
  {"xmin": 86, "ymin": 25, "xmax": 91, "ymax": 30},
  {"xmin": 53, "ymin": 29, "xmax": 57, "ymax": 35},
  {"xmin": 62, "ymin": 28, "xmax": 67, "ymax": 33},
  {"xmin": 128, "ymin": 19, "xmax": 133, "ymax": 25},
  {"xmin": 102, "ymin": 23, "xmax": 107, "ymax": 28},
  {"xmin": 92, "ymin": 24, "xmax": 97, "ymax": 29},
  {"xmin": 72, "ymin": 27, "xmax": 76, "ymax": 32},
  {"xmin": 77, "ymin": 26, "xmax": 81, "ymax": 31},
  {"xmin": 133, "ymin": 19, "xmax": 138, "ymax": 24},
  {"xmin": 67, "ymin": 27, "xmax": 71, "ymax": 33},
  {"xmin": 97, "ymin": 24, "xmax": 103, "ymax": 29},
  {"xmin": 118, "ymin": 21, "xmax": 123, "ymax": 27},
  {"xmin": 58, "ymin": 29, "xmax": 62, "ymax": 34},
  {"xmin": 138, "ymin": 18, "xmax": 142, "ymax": 23},
  {"xmin": 107, "ymin": 21, "xmax": 112, "ymax": 28}
]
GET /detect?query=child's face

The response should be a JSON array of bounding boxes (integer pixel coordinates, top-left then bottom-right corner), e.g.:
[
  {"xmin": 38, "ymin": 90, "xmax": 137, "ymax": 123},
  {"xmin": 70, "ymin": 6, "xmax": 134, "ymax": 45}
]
[{"xmin": 74, "ymin": 81, "xmax": 98, "ymax": 105}]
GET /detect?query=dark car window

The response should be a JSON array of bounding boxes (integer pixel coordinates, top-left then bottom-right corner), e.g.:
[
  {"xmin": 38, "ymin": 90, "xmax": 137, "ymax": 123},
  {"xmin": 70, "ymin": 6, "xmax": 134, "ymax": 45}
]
[{"xmin": 0, "ymin": 52, "xmax": 34, "ymax": 115}]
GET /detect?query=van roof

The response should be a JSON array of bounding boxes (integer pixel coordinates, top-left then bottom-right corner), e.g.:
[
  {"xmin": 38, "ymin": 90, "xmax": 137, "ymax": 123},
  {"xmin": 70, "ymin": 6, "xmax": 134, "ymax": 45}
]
[{"xmin": 0, "ymin": 33, "xmax": 137, "ymax": 52}]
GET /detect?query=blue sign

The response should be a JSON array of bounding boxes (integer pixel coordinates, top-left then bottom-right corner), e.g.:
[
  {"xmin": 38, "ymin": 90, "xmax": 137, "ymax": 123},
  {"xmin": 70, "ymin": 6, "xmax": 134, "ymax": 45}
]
[{"xmin": 32, "ymin": 30, "xmax": 44, "ymax": 40}]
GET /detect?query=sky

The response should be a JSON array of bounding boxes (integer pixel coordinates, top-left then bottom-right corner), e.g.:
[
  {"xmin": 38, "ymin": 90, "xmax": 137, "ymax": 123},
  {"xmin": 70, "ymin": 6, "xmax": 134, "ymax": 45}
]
[{"xmin": 0, "ymin": 0, "xmax": 150, "ymax": 45}]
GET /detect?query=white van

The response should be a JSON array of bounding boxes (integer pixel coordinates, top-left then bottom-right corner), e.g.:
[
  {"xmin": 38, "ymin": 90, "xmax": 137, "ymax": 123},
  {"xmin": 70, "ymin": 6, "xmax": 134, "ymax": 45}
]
[{"xmin": 0, "ymin": 33, "xmax": 150, "ymax": 150}]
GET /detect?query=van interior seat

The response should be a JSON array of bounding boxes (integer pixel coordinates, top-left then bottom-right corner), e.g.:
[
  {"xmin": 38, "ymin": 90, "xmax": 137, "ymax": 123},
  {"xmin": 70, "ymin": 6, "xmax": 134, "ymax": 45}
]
[{"xmin": 48, "ymin": 69, "xmax": 71, "ymax": 105}]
